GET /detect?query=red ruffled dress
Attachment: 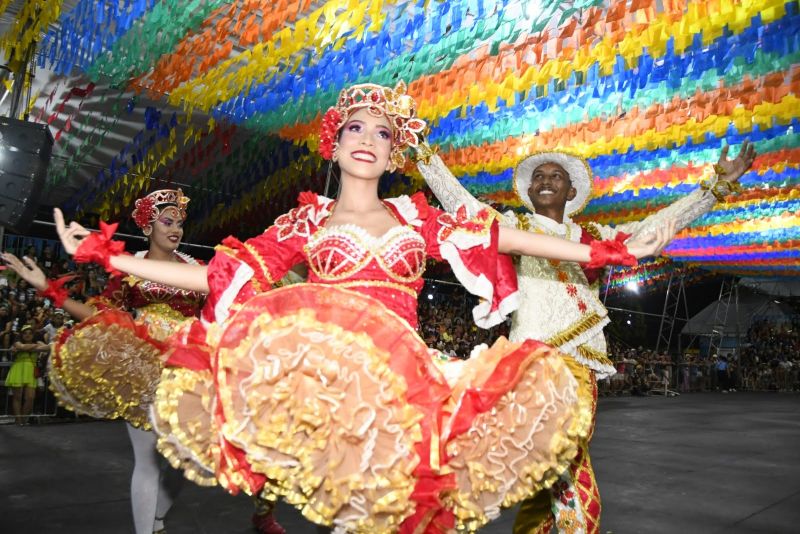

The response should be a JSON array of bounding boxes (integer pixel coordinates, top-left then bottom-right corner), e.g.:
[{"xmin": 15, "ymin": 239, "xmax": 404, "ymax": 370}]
[
  {"xmin": 153, "ymin": 192, "xmax": 592, "ymax": 532},
  {"xmin": 48, "ymin": 251, "xmax": 205, "ymax": 430}
]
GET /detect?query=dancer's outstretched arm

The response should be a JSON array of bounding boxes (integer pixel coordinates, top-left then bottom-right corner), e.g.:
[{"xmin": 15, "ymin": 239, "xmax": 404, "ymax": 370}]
[
  {"xmin": 605, "ymin": 141, "xmax": 757, "ymax": 239},
  {"xmin": 418, "ymin": 141, "xmax": 756, "ymax": 241},
  {"xmin": 110, "ymin": 255, "xmax": 208, "ymax": 293},
  {"xmin": 498, "ymin": 220, "xmax": 676, "ymax": 264},
  {"xmin": 416, "ymin": 151, "xmax": 498, "ymax": 220},
  {"xmin": 54, "ymin": 209, "xmax": 210, "ymax": 293},
  {"xmin": 1, "ymin": 253, "xmax": 95, "ymax": 321}
]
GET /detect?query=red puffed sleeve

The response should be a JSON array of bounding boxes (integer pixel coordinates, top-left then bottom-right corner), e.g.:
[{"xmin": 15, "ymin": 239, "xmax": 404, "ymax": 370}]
[
  {"xmin": 202, "ymin": 193, "xmax": 324, "ymax": 324},
  {"xmin": 409, "ymin": 193, "xmax": 519, "ymax": 328}
]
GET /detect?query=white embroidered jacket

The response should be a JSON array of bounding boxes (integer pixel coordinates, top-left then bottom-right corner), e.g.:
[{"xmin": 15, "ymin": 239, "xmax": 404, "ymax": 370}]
[{"xmin": 418, "ymin": 154, "xmax": 719, "ymax": 378}]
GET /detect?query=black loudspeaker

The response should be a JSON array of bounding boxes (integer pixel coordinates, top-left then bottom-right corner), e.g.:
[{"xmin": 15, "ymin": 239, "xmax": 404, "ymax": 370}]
[{"xmin": 0, "ymin": 117, "xmax": 53, "ymax": 232}]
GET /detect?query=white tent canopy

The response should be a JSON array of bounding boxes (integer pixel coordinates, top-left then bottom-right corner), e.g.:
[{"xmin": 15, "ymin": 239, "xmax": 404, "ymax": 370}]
[
  {"xmin": 739, "ymin": 277, "xmax": 800, "ymax": 297},
  {"xmin": 681, "ymin": 287, "xmax": 795, "ymax": 337}
]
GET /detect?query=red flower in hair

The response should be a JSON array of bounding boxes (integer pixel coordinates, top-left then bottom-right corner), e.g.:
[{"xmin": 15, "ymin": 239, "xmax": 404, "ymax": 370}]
[
  {"xmin": 133, "ymin": 196, "xmax": 157, "ymax": 229},
  {"xmin": 319, "ymin": 108, "xmax": 343, "ymax": 160}
]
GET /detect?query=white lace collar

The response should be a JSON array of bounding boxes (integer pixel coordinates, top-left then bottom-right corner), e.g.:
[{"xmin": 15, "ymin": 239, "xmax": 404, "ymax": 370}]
[
  {"xmin": 383, "ymin": 195, "xmax": 421, "ymax": 226},
  {"xmin": 312, "ymin": 195, "xmax": 336, "ymax": 224},
  {"xmin": 527, "ymin": 213, "xmax": 582, "ymax": 241}
]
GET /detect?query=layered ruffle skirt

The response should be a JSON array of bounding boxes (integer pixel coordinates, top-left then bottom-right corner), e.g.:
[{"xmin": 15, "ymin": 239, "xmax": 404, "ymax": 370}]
[
  {"xmin": 152, "ymin": 284, "xmax": 592, "ymax": 533},
  {"xmin": 48, "ymin": 304, "xmax": 187, "ymax": 430}
]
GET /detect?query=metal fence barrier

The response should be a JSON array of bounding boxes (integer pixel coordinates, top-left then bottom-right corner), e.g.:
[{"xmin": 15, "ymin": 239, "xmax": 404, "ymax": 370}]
[
  {"xmin": 0, "ymin": 349, "xmax": 61, "ymax": 422},
  {"xmin": 598, "ymin": 359, "xmax": 800, "ymax": 396}
]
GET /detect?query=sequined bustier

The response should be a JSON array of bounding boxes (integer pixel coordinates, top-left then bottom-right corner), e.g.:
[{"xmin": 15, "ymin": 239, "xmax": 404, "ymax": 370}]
[
  {"xmin": 91, "ymin": 251, "xmax": 205, "ymax": 320},
  {"xmin": 204, "ymin": 191, "xmax": 519, "ymax": 331},
  {"xmin": 305, "ymin": 223, "xmax": 427, "ymax": 327}
]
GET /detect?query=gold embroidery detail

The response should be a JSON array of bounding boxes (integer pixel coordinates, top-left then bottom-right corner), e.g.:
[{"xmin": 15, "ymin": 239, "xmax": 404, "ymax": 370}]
[
  {"xmin": 214, "ymin": 307, "xmax": 422, "ymax": 530},
  {"xmin": 154, "ymin": 367, "xmax": 219, "ymax": 488},
  {"xmin": 137, "ymin": 303, "xmax": 189, "ymax": 326},
  {"xmin": 700, "ymin": 166, "xmax": 744, "ymax": 202},
  {"xmin": 412, "ymin": 141, "xmax": 437, "ymax": 164},
  {"xmin": 575, "ymin": 344, "xmax": 614, "ymax": 367},
  {"xmin": 249, "ymin": 277, "xmax": 262, "ymax": 294},
  {"xmin": 215, "ymin": 244, "xmax": 236, "ymax": 256},
  {"xmin": 446, "ymin": 341, "xmax": 594, "ymax": 532},
  {"xmin": 515, "ymin": 212, "xmax": 531, "ymax": 231},
  {"xmin": 518, "ymin": 255, "xmax": 588, "ymax": 284},
  {"xmin": 545, "ymin": 312, "xmax": 605, "ymax": 349},
  {"xmin": 242, "ymin": 241, "xmax": 275, "ymax": 286},
  {"xmin": 580, "ymin": 223, "xmax": 602, "ymax": 242},
  {"xmin": 306, "ymin": 225, "xmax": 426, "ymax": 284},
  {"xmin": 49, "ymin": 316, "xmax": 171, "ymax": 430},
  {"xmin": 304, "ymin": 241, "xmax": 371, "ymax": 281},
  {"xmin": 436, "ymin": 209, "xmax": 494, "ymax": 245}
]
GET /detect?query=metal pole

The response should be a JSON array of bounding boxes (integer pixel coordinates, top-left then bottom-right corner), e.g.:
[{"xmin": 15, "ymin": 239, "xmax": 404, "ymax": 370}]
[
  {"xmin": 733, "ymin": 280, "xmax": 741, "ymax": 389},
  {"xmin": 655, "ymin": 272, "xmax": 675, "ymax": 353},
  {"xmin": 602, "ymin": 266, "xmax": 613, "ymax": 304}
]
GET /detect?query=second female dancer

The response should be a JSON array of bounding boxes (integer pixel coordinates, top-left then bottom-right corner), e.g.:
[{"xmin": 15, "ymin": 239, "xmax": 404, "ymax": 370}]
[{"xmin": 2, "ymin": 189, "xmax": 284, "ymax": 534}]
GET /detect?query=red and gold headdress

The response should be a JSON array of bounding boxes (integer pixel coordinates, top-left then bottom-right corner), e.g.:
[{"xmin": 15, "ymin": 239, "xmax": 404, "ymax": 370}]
[
  {"xmin": 131, "ymin": 189, "xmax": 190, "ymax": 230},
  {"xmin": 319, "ymin": 81, "xmax": 426, "ymax": 171}
]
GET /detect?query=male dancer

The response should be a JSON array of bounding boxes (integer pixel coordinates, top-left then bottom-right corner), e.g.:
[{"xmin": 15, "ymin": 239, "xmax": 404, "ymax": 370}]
[{"xmin": 415, "ymin": 142, "xmax": 755, "ymax": 533}]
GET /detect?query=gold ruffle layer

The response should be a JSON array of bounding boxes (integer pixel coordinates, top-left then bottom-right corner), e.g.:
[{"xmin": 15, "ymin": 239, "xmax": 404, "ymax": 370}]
[{"xmin": 50, "ymin": 307, "xmax": 186, "ymax": 429}]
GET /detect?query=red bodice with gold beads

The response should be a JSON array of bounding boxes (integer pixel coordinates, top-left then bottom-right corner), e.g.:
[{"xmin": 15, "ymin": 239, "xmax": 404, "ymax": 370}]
[
  {"xmin": 304, "ymin": 224, "xmax": 427, "ymax": 327},
  {"xmin": 204, "ymin": 192, "xmax": 519, "ymax": 330},
  {"xmin": 89, "ymin": 251, "xmax": 205, "ymax": 318}
]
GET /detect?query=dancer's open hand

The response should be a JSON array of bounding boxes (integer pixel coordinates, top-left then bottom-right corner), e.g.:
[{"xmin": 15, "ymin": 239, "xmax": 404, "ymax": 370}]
[
  {"xmin": 0, "ymin": 252, "xmax": 47, "ymax": 291},
  {"xmin": 716, "ymin": 140, "xmax": 757, "ymax": 183},
  {"xmin": 54, "ymin": 208, "xmax": 91, "ymax": 256}
]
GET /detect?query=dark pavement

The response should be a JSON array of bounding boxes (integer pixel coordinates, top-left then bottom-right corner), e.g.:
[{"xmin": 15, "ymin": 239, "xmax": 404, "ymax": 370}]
[{"xmin": 2, "ymin": 392, "xmax": 798, "ymax": 533}]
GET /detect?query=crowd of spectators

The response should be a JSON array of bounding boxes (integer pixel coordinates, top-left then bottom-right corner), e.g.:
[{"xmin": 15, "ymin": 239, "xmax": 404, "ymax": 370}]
[
  {"xmin": 600, "ymin": 343, "xmax": 677, "ymax": 397},
  {"xmin": 0, "ymin": 241, "xmax": 97, "ymax": 424},
  {"xmin": 400, "ymin": 282, "xmax": 800, "ymax": 396},
  {"xmin": 417, "ymin": 282, "xmax": 510, "ymax": 359},
  {"xmin": 599, "ymin": 316, "xmax": 800, "ymax": 396},
  {"xmin": 1, "ymin": 244, "xmax": 108, "ymax": 350},
  {"xmin": 739, "ymin": 319, "xmax": 800, "ymax": 392},
  {"xmin": 1, "ymin": 239, "xmax": 111, "ymax": 421}
]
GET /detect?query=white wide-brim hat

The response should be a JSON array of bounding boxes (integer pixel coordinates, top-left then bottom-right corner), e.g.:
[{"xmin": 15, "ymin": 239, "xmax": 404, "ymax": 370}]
[{"xmin": 513, "ymin": 151, "xmax": 593, "ymax": 217}]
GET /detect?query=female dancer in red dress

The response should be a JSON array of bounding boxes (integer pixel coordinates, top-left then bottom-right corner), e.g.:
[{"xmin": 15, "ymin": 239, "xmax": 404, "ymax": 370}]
[
  {"xmin": 2, "ymin": 189, "xmax": 284, "ymax": 534},
  {"xmin": 50, "ymin": 82, "xmax": 674, "ymax": 533}
]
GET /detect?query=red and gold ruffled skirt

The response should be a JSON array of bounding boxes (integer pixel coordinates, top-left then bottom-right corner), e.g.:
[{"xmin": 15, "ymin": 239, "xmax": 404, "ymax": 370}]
[
  {"xmin": 152, "ymin": 284, "xmax": 592, "ymax": 533},
  {"xmin": 49, "ymin": 305, "xmax": 186, "ymax": 430}
]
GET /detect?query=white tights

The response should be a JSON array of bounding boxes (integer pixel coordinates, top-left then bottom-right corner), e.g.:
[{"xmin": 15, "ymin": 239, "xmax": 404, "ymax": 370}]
[{"xmin": 126, "ymin": 423, "xmax": 182, "ymax": 534}]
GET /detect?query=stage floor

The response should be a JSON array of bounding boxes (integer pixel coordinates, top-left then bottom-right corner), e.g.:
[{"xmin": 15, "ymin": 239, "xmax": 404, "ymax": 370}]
[{"xmin": 2, "ymin": 392, "xmax": 799, "ymax": 533}]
